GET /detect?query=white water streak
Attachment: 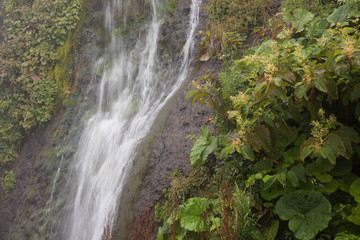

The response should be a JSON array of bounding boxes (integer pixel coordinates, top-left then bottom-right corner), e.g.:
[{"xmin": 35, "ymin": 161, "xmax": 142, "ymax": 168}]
[
  {"xmin": 65, "ymin": 0, "xmax": 202, "ymax": 239},
  {"xmin": 47, "ymin": 156, "xmax": 63, "ymax": 215}
]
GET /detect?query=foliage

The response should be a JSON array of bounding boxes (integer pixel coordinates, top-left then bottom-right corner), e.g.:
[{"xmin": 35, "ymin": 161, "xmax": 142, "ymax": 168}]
[
  {"xmin": 156, "ymin": 175, "xmax": 262, "ymax": 240},
  {"xmin": 335, "ymin": 232, "xmax": 360, "ymax": 240},
  {"xmin": 0, "ymin": 0, "xmax": 83, "ymax": 166},
  {"xmin": 186, "ymin": 2, "xmax": 360, "ymax": 239},
  {"xmin": 203, "ymin": 0, "xmax": 273, "ymax": 63},
  {"xmin": 350, "ymin": 178, "xmax": 360, "ymax": 202},
  {"xmin": 2, "ymin": 170, "xmax": 16, "ymax": 192},
  {"xmin": 166, "ymin": 0, "xmax": 179, "ymax": 14},
  {"xmin": 207, "ymin": 0, "xmax": 272, "ymax": 37},
  {"xmin": 276, "ymin": 191, "xmax": 332, "ymax": 240},
  {"xmin": 281, "ymin": 0, "xmax": 337, "ymax": 16},
  {"xmin": 189, "ymin": 126, "xmax": 218, "ymax": 168}
]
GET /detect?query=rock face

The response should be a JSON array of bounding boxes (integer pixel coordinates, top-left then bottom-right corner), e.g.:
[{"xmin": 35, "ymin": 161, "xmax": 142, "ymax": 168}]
[
  {"xmin": 0, "ymin": 125, "xmax": 51, "ymax": 239},
  {"xmin": 136, "ymin": 59, "xmax": 223, "ymax": 213}
]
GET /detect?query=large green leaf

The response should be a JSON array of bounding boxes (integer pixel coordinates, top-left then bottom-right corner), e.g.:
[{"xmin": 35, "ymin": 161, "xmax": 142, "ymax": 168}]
[
  {"xmin": 276, "ymin": 191, "xmax": 332, "ymax": 240},
  {"xmin": 287, "ymin": 170, "xmax": 300, "ymax": 188},
  {"xmin": 306, "ymin": 157, "xmax": 334, "ymax": 176},
  {"xmin": 189, "ymin": 127, "xmax": 218, "ymax": 168},
  {"xmin": 295, "ymin": 83, "xmax": 307, "ymax": 98},
  {"xmin": 314, "ymin": 78, "xmax": 327, "ymax": 93},
  {"xmin": 347, "ymin": 205, "xmax": 360, "ymax": 226},
  {"xmin": 202, "ymin": 136, "xmax": 218, "ymax": 162},
  {"xmin": 316, "ymin": 173, "xmax": 333, "ymax": 183},
  {"xmin": 338, "ymin": 126, "xmax": 360, "ymax": 143},
  {"xmin": 335, "ymin": 131, "xmax": 353, "ymax": 159},
  {"xmin": 287, "ymin": 165, "xmax": 306, "ymax": 188},
  {"xmin": 350, "ymin": 84, "xmax": 360, "ymax": 102},
  {"xmin": 263, "ymin": 220, "xmax": 279, "ymax": 240},
  {"xmin": 190, "ymin": 137, "xmax": 208, "ymax": 168},
  {"xmin": 179, "ymin": 197, "xmax": 211, "ymax": 232},
  {"xmin": 327, "ymin": 4, "xmax": 352, "ymax": 24},
  {"xmin": 201, "ymin": 126, "xmax": 210, "ymax": 138},
  {"xmin": 240, "ymin": 144, "xmax": 255, "ymax": 161},
  {"xmin": 323, "ymin": 179, "xmax": 339, "ymax": 193},
  {"xmin": 301, "ymin": 146, "xmax": 313, "ymax": 161},
  {"xmin": 325, "ymin": 78, "xmax": 338, "ymax": 100},
  {"xmin": 325, "ymin": 133, "xmax": 346, "ymax": 158},
  {"xmin": 263, "ymin": 175, "xmax": 277, "ymax": 191},
  {"xmin": 284, "ymin": 9, "xmax": 314, "ymax": 32},
  {"xmin": 338, "ymin": 173, "xmax": 358, "ymax": 193},
  {"xmin": 320, "ymin": 147, "xmax": 336, "ymax": 164},
  {"xmin": 283, "ymin": 147, "xmax": 301, "ymax": 164},
  {"xmin": 350, "ymin": 178, "xmax": 360, "ymax": 203},
  {"xmin": 308, "ymin": 17, "xmax": 329, "ymax": 37},
  {"xmin": 260, "ymin": 182, "xmax": 286, "ymax": 201},
  {"xmin": 330, "ymin": 158, "xmax": 352, "ymax": 177}
]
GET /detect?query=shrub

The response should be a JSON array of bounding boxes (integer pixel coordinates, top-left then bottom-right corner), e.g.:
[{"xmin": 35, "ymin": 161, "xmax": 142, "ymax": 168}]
[{"xmin": 187, "ymin": 3, "xmax": 360, "ymax": 239}]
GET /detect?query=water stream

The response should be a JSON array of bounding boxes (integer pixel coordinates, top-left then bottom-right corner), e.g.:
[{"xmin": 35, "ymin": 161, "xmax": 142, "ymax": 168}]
[{"xmin": 62, "ymin": 0, "xmax": 202, "ymax": 239}]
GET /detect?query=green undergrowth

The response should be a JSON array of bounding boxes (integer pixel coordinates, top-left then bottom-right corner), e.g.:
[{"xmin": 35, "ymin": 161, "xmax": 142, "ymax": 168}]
[
  {"xmin": 155, "ymin": 169, "xmax": 262, "ymax": 239},
  {"xmin": 157, "ymin": 0, "xmax": 360, "ymax": 239},
  {"xmin": 0, "ymin": 0, "xmax": 85, "ymax": 190},
  {"xmin": 199, "ymin": 0, "xmax": 275, "ymax": 64},
  {"xmin": 207, "ymin": 0, "xmax": 272, "ymax": 37},
  {"xmin": 166, "ymin": 0, "xmax": 179, "ymax": 14}
]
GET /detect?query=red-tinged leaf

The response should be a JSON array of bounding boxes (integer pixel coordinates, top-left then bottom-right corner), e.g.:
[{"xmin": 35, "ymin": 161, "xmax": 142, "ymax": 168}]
[
  {"xmin": 276, "ymin": 118, "xmax": 293, "ymax": 137},
  {"xmin": 334, "ymin": 131, "xmax": 353, "ymax": 159},
  {"xmin": 255, "ymin": 125, "xmax": 271, "ymax": 152},
  {"xmin": 325, "ymin": 133, "xmax": 346, "ymax": 157},
  {"xmin": 208, "ymin": 98, "xmax": 215, "ymax": 109},
  {"xmin": 248, "ymin": 133, "xmax": 262, "ymax": 152},
  {"xmin": 199, "ymin": 52, "xmax": 210, "ymax": 62},
  {"xmin": 277, "ymin": 70, "xmax": 296, "ymax": 84},
  {"xmin": 30, "ymin": 72, "xmax": 40, "ymax": 81},
  {"xmin": 254, "ymin": 81, "xmax": 266, "ymax": 95},
  {"xmin": 272, "ymin": 25, "xmax": 284, "ymax": 39}
]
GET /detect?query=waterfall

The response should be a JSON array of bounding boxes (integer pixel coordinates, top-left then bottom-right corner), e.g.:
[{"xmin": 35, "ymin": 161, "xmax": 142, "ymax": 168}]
[{"xmin": 63, "ymin": 0, "xmax": 202, "ymax": 239}]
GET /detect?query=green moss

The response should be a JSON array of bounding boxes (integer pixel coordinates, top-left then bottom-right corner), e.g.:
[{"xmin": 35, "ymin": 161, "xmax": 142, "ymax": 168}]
[
  {"xmin": 26, "ymin": 188, "xmax": 37, "ymax": 201},
  {"xmin": 54, "ymin": 37, "xmax": 73, "ymax": 98},
  {"xmin": 47, "ymin": 147, "xmax": 57, "ymax": 164},
  {"xmin": 62, "ymin": 98, "xmax": 77, "ymax": 109},
  {"xmin": 166, "ymin": 0, "xmax": 179, "ymax": 13},
  {"xmin": 3, "ymin": 170, "xmax": 16, "ymax": 192}
]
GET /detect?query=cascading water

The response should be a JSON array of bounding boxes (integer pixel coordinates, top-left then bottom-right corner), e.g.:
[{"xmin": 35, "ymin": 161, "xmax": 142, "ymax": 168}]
[{"xmin": 63, "ymin": 0, "xmax": 202, "ymax": 239}]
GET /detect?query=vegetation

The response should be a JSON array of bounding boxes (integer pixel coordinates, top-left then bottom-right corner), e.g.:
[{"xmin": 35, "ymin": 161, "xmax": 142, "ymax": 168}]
[
  {"xmin": 155, "ymin": 171, "xmax": 262, "ymax": 239},
  {"xmin": 2, "ymin": 170, "xmax": 16, "ymax": 192},
  {"xmin": 166, "ymin": 0, "xmax": 179, "ymax": 14},
  {"xmin": 0, "ymin": 0, "xmax": 83, "ymax": 185},
  {"xmin": 207, "ymin": 0, "xmax": 273, "ymax": 36},
  {"xmin": 156, "ymin": 0, "xmax": 360, "ymax": 239}
]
